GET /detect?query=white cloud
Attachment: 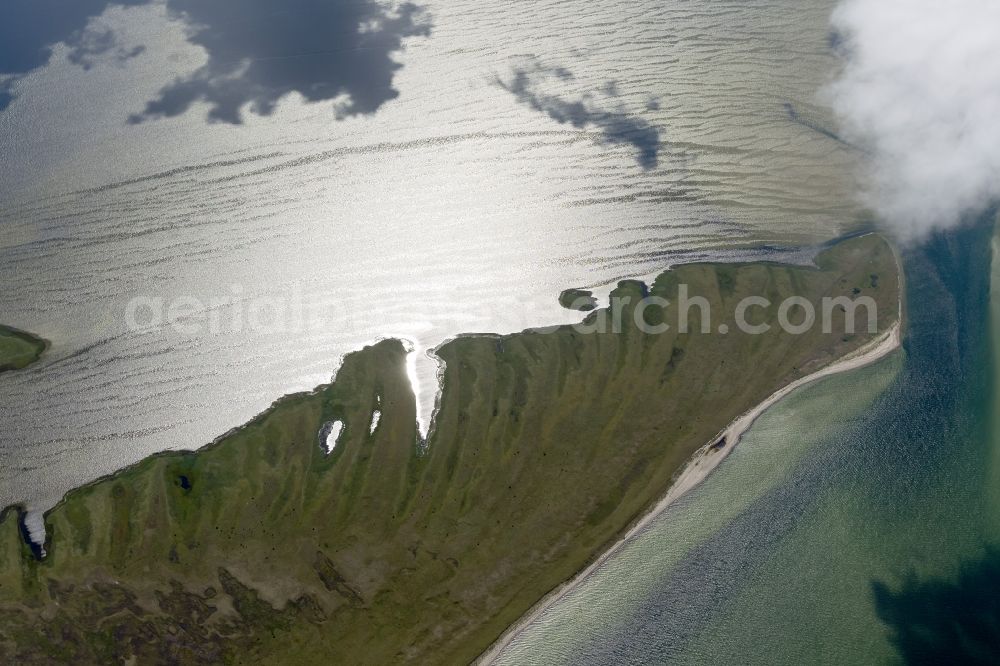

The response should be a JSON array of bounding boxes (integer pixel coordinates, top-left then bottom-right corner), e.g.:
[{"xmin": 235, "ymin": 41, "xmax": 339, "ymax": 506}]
[{"xmin": 828, "ymin": 0, "xmax": 1000, "ymax": 238}]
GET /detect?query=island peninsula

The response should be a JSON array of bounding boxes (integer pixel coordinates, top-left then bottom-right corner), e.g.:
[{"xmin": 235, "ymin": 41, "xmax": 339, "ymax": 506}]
[{"xmin": 0, "ymin": 234, "xmax": 900, "ymax": 664}]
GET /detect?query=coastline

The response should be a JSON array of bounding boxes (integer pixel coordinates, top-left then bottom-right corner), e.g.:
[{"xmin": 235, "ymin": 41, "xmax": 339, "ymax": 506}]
[
  {"xmin": 0, "ymin": 234, "xmax": 902, "ymax": 663},
  {"xmin": 476, "ymin": 318, "xmax": 903, "ymax": 664}
]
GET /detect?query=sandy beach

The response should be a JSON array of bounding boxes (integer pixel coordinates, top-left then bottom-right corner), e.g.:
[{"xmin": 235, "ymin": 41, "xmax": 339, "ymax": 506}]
[{"xmin": 477, "ymin": 319, "xmax": 903, "ymax": 664}]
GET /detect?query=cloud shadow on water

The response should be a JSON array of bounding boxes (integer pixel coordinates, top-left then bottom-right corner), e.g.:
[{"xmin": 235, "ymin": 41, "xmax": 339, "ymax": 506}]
[
  {"xmin": 67, "ymin": 27, "xmax": 146, "ymax": 71},
  {"xmin": 131, "ymin": 0, "xmax": 430, "ymax": 124},
  {"xmin": 0, "ymin": 0, "xmax": 148, "ymax": 112},
  {"xmin": 0, "ymin": 0, "xmax": 431, "ymax": 122},
  {"xmin": 873, "ymin": 547, "xmax": 1000, "ymax": 664},
  {"xmin": 497, "ymin": 61, "xmax": 661, "ymax": 170}
]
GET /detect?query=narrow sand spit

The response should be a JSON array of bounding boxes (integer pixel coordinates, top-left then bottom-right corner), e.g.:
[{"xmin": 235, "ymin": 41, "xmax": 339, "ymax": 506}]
[{"xmin": 477, "ymin": 320, "xmax": 902, "ymax": 664}]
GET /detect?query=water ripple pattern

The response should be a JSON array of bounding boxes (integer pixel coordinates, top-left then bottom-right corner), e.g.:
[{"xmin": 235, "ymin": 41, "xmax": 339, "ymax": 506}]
[{"xmin": 1, "ymin": 0, "xmax": 855, "ymax": 514}]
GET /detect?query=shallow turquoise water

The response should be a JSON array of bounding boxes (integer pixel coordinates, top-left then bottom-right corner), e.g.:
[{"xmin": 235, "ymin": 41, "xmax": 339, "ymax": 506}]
[{"xmin": 496, "ymin": 216, "xmax": 999, "ymax": 663}]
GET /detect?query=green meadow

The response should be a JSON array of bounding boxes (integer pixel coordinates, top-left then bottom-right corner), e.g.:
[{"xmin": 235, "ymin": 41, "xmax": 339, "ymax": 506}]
[
  {"xmin": 0, "ymin": 326, "xmax": 45, "ymax": 373},
  {"xmin": 0, "ymin": 235, "xmax": 898, "ymax": 663}
]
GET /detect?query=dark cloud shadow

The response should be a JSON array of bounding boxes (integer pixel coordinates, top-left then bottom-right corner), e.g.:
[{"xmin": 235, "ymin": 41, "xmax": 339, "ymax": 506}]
[
  {"xmin": 873, "ymin": 547, "xmax": 1000, "ymax": 665},
  {"xmin": 497, "ymin": 62, "xmax": 661, "ymax": 170},
  {"xmin": 0, "ymin": 0, "xmax": 148, "ymax": 111},
  {"xmin": 67, "ymin": 28, "xmax": 145, "ymax": 71},
  {"xmin": 131, "ymin": 0, "xmax": 430, "ymax": 124},
  {"xmin": 0, "ymin": 84, "xmax": 14, "ymax": 111},
  {"xmin": 0, "ymin": 0, "xmax": 430, "ymax": 122}
]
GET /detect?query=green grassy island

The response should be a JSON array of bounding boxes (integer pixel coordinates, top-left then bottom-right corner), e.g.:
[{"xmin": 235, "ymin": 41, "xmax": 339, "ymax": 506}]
[
  {"xmin": 558, "ymin": 287, "xmax": 598, "ymax": 311},
  {"xmin": 0, "ymin": 235, "xmax": 900, "ymax": 663},
  {"xmin": 0, "ymin": 326, "xmax": 46, "ymax": 373}
]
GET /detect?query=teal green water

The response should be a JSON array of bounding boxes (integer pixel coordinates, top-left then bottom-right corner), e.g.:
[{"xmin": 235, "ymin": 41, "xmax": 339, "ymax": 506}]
[{"xmin": 496, "ymin": 217, "xmax": 1000, "ymax": 664}]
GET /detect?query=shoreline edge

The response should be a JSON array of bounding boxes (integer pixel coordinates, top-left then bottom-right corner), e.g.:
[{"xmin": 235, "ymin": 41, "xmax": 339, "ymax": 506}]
[{"xmin": 476, "ymin": 318, "xmax": 903, "ymax": 664}]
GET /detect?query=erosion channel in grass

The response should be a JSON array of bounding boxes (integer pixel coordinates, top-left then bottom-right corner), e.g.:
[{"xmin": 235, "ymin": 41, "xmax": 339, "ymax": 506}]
[{"xmin": 0, "ymin": 234, "xmax": 899, "ymax": 663}]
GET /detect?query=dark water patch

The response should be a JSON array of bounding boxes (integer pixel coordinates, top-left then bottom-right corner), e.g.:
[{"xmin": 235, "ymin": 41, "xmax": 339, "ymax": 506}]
[
  {"xmin": 0, "ymin": 0, "xmax": 430, "ymax": 122},
  {"xmin": 130, "ymin": 0, "xmax": 431, "ymax": 124},
  {"xmin": 873, "ymin": 546, "xmax": 1000, "ymax": 665},
  {"xmin": 498, "ymin": 60, "xmax": 660, "ymax": 170},
  {"xmin": 0, "ymin": 0, "xmax": 147, "ymax": 113},
  {"xmin": 565, "ymin": 213, "xmax": 997, "ymax": 663}
]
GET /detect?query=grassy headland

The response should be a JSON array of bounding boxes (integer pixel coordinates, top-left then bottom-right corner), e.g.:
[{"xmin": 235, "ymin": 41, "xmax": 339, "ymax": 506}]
[
  {"xmin": 0, "ymin": 326, "xmax": 46, "ymax": 373},
  {"xmin": 0, "ymin": 235, "xmax": 899, "ymax": 663}
]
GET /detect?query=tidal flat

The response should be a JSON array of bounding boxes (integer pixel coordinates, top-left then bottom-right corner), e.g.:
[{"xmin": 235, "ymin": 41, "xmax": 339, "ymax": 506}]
[
  {"xmin": 0, "ymin": 235, "xmax": 898, "ymax": 664},
  {"xmin": 0, "ymin": 326, "xmax": 46, "ymax": 373}
]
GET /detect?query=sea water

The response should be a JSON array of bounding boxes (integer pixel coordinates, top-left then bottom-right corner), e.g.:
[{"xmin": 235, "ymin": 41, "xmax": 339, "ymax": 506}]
[{"xmin": 495, "ymin": 216, "xmax": 999, "ymax": 663}]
